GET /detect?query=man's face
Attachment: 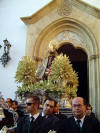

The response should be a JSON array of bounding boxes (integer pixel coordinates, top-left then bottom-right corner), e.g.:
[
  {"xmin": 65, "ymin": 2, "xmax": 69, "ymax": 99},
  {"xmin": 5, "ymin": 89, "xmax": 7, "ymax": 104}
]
[
  {"xmin": 43, "ymin": 100, "xmax": 55, "ymax": 115},
  {"xmin": 12, "ymin": 102, "xmax": 17, "ymax": 110},
  {"xmin": 26, "ymin": 98, "xmax": 38, "ymax": 114},
  {"xmin": 86, "ymin": 106, "xmax": 92, "ymax": 116},
  {"xmin": 6, "ymin": 98, "xmax": 12, "ymax": 108},
  {"xmin": 0, "ymin": 99, "xmax": 4, "ymax": 108},
  {"xmin": 72, "ymin": 97, "xmax": 86, "ymax": 119}
]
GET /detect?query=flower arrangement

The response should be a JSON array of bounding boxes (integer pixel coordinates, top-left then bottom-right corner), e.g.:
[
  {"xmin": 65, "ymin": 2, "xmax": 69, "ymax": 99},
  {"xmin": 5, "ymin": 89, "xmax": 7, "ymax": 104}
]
[
  {"xmin": 15, "ymin": 42, "xmax": 78, "ymax": 102},
  {"xmin": 48, "ymin": 54, "xmax": 78, "ymax": 99},
  {"xmin": 15, "ymin": 56, "xmax": 37, "ymax": 98}
]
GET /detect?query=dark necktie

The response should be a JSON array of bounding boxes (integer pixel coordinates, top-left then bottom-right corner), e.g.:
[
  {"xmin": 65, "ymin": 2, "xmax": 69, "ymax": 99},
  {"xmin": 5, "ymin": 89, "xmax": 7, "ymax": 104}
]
[
  {"xmin": 30, "ymin": 116, "xmax": 34, "ymax": 123},
  {"xmin": 28, "ymin": 116, "xmax": 34, "ymax": 133},
  {"xmin": 76, "ymin": 119, "xmax": 82, "ymax": 132},
  {"xmin": 76, "ymin": 119, "xmax": 81, "ymax": 127}
]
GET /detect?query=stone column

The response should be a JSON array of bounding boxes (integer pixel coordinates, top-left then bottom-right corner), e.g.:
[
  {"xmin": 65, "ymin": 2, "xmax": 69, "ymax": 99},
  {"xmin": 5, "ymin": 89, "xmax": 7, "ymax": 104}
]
[{"xmin": 89, "ymin": 53, "xmax": 100, "ymax": 120}]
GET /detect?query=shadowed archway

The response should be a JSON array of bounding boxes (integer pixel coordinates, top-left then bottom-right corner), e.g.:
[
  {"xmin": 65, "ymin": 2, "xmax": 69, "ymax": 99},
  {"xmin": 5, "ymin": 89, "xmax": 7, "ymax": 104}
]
[{"xmin": 57, "ymin": 44, "xmax": 89, "ymax": 101}]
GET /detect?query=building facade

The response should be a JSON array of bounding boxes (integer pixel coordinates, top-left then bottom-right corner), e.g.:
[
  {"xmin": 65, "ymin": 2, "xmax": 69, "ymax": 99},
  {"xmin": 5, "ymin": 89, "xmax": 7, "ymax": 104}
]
[{"xmin": 21, "ymin": 0, "xmax": 100, "ymax": 119}]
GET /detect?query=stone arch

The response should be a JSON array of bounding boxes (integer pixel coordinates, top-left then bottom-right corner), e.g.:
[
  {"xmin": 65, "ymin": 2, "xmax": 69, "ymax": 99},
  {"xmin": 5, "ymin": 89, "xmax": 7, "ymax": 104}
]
[
  {"xmin": 34, "ymin": 17, "xmax": 98, "ymax": 58},
  {"xmin": 34, "ymin": 17, "xmax": 100, "ymax": 118}
]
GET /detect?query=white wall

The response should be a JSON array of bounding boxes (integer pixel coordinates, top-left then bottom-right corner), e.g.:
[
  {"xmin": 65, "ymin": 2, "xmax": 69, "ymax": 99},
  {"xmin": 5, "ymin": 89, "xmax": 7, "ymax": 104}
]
[{"xmin": 0, "ymin": 0, "xmax": 50, "ymax": 99}]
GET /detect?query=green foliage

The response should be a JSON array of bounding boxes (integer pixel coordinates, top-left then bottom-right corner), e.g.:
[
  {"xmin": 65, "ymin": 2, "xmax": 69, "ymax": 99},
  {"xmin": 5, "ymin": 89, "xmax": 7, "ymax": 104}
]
[
  {"xmin": 15, "ymin": 56, "xmax": 37, "ymax": 98},
  {"xmin": 15, "ymin": 54, "xmax": 78, "ymax": 99},
  {"xmin": 48, "ymin": 54, "xmax": 78, "ymax": 98},
  {"xmin": 15, "ymin": 56, "xmax": 36, "ymax": 86},
  {"xmin": 32, "ymin": 80, "xmax": 64, "ymax": 98}
]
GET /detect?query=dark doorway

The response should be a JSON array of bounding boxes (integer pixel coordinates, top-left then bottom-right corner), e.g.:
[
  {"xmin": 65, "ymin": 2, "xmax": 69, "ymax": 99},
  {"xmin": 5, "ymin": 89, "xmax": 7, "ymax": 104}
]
[{"xmin": 57, "ymin": 44, "xmax": 89, "ymax": 102}]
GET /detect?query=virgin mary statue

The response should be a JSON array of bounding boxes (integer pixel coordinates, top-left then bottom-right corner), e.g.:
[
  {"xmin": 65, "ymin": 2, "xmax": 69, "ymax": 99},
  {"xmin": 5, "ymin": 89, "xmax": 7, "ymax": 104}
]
[{"xmin": 35, "ymin": 40, "xmax": 58, "ymax": 80}]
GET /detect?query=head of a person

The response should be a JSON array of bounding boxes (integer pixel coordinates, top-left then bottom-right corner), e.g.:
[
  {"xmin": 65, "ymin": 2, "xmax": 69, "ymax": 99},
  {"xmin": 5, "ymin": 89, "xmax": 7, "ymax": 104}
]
[
  {"xmin": 43, "ymin": 97, "xmax": 56, "ymax": 116},
  {"xmin": 86, "ymin": 104, "xmax": 92, "ymax": 116},
  {"xmin": 12, "ymin": 100, "xmax": 18, "ymax": 111},
  {"xmin": 54, "ymin": 102, "xmax": 60, "ymax": 114},
  {"xmin": 0, "ymin": 98, "xmax": 5, "ymax": 108},
  {"xmin": 71, "ymin": 97, "xmax": 87, "ymax": 119},
  {"xmin": 48, "ymin": 40, "xmax": 58, "ymax": 53},
  {"xmin": 6, "ymin": 98, "xmax": 13, "ymax": 108},
  {"xmin": 26, "ymin": 95, "xmax": 40, "ymax": 115}
]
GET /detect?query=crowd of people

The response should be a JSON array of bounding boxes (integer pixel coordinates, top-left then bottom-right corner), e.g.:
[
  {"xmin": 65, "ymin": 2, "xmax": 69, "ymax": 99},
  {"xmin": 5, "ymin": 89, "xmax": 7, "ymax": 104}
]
[
  {"xmin": 0, "ymin": 96, "xmax": 100, "ymax": 133},
  {"xmin": 0, "ymin": 98, "xmax": 24, "ymax": 131}
]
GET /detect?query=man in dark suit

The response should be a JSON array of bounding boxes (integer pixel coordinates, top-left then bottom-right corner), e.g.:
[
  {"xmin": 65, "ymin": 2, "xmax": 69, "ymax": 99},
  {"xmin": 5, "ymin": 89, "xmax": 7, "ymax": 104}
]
[
  {"xmin": 15, "ymin": 96, "xmax": 49, "ymax": 133},
  {"xmin": 86, "ymin": 103, "xmax": 95, "ymax": 117},
  {"xmin": 0, "ymin": 108, "xmax": 14, "ymax": 130},
  {"xmin": 12, "ymin": 100, "xmax": 24, "ymax": 123},
  {"xmin": 41, "ymin": 97, "xmax": 59, "ymax": 132},
  {"xmin": 60, "ymin": 97, "xmax": 100, "ymax": 133},
  {"xmin": 6, "ymin": 98, "xmax": 13, "ymax": 111}
]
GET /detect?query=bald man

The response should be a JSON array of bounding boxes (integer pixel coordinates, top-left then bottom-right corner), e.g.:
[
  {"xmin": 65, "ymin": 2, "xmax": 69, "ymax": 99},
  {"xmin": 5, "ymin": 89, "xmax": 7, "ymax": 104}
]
[{"xmin": 60, "ymin": 97, "xmax": 100, "ymax": 133}]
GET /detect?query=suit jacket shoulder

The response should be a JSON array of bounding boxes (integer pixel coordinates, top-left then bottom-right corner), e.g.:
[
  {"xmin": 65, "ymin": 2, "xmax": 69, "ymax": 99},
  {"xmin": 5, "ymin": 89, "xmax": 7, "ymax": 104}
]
[
  {"xmin": 15, "ymin": 114, "xmax": 49, "ymax": 133},
  {"xmin": 82, "ymin": 115, "xmax": 100, "ymax": 133},
  {"xmin": 0, "ymin": 109, "xmax": 14, "ymax": 129},
  {"xmin": 65, "ymin": 116, "xmax": 100, "ymax": 133}
]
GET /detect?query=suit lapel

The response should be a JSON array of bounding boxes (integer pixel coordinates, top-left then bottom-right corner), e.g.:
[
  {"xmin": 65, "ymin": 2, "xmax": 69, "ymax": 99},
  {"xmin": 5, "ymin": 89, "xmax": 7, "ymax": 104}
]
[
  {"xmin": 21, "ymin": 116, "xmax": 30, "ymax": 133},
  {"xmin": 81, "ymin": 116, "xmax": 90, "ymax": 132},
  {"xmin": 69, "ymin": 117, "xmax": 81, "ymax": 133},
  {"xmin": 29, "ymin": 114, "xmax": 44, "ymax": 133}
]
